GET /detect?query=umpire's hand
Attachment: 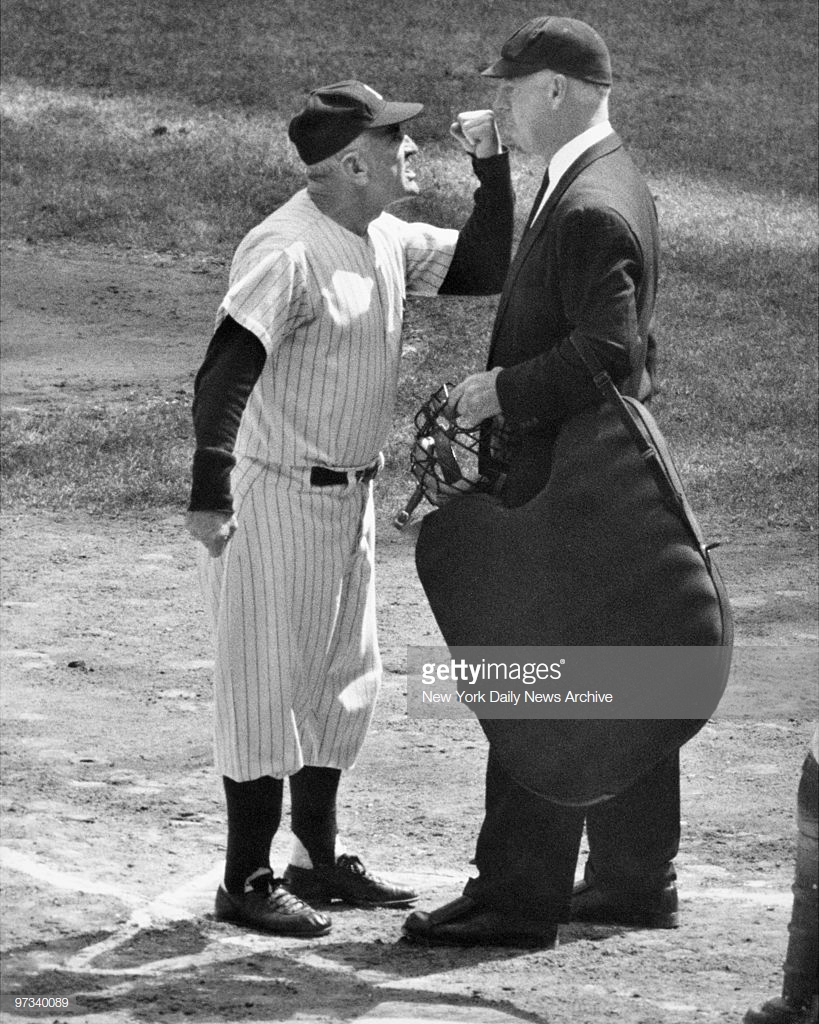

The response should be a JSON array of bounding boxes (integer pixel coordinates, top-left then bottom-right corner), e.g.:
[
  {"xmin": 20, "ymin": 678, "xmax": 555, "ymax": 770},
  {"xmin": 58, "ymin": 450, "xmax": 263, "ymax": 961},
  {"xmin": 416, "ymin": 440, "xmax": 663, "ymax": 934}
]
[
  {"xmin": 186, "ymin": 510, "xmax": 238, "ymax": 558},
  {"xmin": 445, "ymin": 367, "xmax": 503, "ymax": 429}
]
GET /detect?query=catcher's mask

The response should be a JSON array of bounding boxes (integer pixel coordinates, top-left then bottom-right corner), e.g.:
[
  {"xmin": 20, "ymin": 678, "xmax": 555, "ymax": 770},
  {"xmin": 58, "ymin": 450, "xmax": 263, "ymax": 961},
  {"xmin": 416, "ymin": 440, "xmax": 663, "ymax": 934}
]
[{"xmin": 393, "ymin": 384, "xmax": 510, "ymax": 529}]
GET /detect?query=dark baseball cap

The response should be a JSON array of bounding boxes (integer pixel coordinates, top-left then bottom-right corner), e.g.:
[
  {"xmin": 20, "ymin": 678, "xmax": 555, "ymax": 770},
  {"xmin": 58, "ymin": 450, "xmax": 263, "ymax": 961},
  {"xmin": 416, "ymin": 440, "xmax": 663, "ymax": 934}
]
[
  {"xmin": 482, "ymin": 15, "xmax": 612, "ymax": 86},
  {"xmin": 288, "ymin": 80, "xmax": 423, "ymax": 165}
]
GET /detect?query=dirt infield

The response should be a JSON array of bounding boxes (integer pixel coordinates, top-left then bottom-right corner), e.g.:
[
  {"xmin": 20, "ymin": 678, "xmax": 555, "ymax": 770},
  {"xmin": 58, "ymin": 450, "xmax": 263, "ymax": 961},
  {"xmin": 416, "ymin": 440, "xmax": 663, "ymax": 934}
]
[{"xmin": 1, "ymin": 241, "xmax": 817, "ymax": 1024}]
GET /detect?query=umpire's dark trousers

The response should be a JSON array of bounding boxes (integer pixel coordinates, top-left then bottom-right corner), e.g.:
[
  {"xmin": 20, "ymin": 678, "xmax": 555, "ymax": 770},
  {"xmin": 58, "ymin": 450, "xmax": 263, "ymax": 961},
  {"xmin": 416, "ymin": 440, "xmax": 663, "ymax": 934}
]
[{"xmin": 463, "ymin": 747, "xmax": 680, "ymax": 922}]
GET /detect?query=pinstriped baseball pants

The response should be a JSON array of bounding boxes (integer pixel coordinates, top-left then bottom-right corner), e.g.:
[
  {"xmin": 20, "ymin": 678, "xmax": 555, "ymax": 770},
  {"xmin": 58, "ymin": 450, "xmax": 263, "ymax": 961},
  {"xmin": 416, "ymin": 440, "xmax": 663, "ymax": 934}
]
[{"xmin": 200, "ymin": 460, "xmax": 381, "ymax": 781}]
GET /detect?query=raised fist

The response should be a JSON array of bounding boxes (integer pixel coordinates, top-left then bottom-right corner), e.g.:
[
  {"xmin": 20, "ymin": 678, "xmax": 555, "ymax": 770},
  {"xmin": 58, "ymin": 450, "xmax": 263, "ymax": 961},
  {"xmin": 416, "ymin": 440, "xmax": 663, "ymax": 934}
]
[{"xmin": 449, "ymin": 110, "xmax": 503, "ymax": 159}]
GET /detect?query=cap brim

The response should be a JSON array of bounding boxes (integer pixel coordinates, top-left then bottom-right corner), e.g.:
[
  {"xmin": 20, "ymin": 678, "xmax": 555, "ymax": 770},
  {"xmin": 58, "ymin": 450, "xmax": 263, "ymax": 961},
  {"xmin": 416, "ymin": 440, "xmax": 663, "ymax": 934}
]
[
  {"xmin": 370, "ymin": 100, "xmax": 424, "ymax": 127},
  {"xmin": 481, "ymin": 58, "xmax": 538, "ymax": 78}
]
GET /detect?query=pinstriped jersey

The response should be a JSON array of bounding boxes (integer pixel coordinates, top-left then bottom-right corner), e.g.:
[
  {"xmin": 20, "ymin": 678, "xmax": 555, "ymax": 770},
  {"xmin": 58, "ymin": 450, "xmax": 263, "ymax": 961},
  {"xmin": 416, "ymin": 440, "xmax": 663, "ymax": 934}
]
[{"xmin": 218, "ymin": 189, "xmax": 457, "ymax": 470}]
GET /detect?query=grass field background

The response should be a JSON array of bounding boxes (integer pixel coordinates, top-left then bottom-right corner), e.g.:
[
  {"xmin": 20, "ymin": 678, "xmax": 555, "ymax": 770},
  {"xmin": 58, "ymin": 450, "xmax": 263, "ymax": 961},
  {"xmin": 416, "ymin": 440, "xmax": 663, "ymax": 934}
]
[{"xmin": 1, "ymin": 0, "xmax": 817, "ymax": 528}]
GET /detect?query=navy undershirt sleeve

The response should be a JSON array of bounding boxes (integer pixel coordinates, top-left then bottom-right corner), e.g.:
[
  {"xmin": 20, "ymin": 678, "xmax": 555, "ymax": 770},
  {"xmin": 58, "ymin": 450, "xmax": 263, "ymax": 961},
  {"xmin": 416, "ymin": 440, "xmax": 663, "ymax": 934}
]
[
  {"xmin": 188, "ymin": 315, "xmax": 266, "ymax": 512},
  {"xmin": 438, "ymin": 150, "xmax": 514, "ymax": 296}
]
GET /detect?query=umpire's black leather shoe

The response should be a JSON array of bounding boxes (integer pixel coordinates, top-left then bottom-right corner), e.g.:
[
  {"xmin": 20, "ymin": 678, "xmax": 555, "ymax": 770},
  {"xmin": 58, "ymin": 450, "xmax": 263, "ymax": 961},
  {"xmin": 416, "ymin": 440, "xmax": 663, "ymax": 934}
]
[
  {"xmin": 215, "ymin": 870, "xmax": 331, "ymax": 937},
  {"xmin": 402, "ymin": 895, "xmax": 559, "ymax": 949},
  {"xmin": 743, "ymin": 996, "xmax": 819, "ymax": 1024},
  {"xmin": 283, "ymin": 854, "xmax": 417, "ymax": 907},
  {"xmin": 570, "ymin": 878, "xmax": 679, "ymax": 928}
]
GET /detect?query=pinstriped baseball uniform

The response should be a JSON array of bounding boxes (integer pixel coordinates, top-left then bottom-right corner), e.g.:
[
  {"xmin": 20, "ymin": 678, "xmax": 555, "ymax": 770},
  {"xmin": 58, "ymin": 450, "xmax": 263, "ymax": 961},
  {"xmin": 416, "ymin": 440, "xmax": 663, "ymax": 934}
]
[{"xmin": 201, "ymin": 189, "xmax": 457, "ymax": 781}]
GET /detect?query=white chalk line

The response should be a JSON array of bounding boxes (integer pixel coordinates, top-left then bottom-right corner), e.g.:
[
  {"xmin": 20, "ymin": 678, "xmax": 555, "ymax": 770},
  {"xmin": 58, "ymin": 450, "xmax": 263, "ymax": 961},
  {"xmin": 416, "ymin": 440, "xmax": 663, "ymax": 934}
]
[
  {"xmin": 1, "ymin": 846, "xmax": 792, "ymax": 982},
  {"xmin": 0, "ymin": 847, "xmax": 138, "ymax": 901}
]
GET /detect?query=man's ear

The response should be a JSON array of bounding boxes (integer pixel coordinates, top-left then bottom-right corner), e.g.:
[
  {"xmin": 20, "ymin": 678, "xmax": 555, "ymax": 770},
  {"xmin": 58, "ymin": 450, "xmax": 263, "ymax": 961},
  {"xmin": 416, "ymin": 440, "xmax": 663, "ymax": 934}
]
[
  {"xmin": 551, "ymin": 74, "xmax": 567, "ymax": 106},
  {"xmin": 338, "ymin": 148, "xmax": 368, "ymax": 183}
]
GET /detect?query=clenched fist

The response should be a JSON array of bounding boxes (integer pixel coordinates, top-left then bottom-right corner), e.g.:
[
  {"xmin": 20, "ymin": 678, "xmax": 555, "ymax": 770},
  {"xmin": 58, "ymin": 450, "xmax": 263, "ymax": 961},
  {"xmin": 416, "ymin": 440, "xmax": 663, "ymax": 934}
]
[
  {"xmin": 186, "ymin": 510, "xmax": 238, "ymax": 558},
  {"xmin": 450, "ymin": 109, "xmax": 503, "ymax": 159}
]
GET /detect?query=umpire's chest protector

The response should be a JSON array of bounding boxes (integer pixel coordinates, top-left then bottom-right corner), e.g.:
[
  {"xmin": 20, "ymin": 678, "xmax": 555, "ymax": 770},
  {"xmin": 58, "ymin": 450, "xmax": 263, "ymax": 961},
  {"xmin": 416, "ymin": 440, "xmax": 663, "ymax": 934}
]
[{"xmin": 415, "ymin": 400, "xmax": 734, "ymax": 805}]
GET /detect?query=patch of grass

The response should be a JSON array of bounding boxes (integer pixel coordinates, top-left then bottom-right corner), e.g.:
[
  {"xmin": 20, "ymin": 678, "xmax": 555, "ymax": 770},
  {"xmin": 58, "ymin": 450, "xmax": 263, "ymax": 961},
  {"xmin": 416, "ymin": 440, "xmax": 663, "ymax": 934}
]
[
  {"xmin": 0, "ymin": 397, "xmax": 192, "ymax": 513},
  {"xmin": 2, "ymin": 0, "xmax": 816, "ymax": 202},
  {"xmin": 1, "ymin": 1, "xmax": 816, "ymax": 255},
  {"xmin": 0, "ymin": 82, "xmax": 301, "ymax": 251}
]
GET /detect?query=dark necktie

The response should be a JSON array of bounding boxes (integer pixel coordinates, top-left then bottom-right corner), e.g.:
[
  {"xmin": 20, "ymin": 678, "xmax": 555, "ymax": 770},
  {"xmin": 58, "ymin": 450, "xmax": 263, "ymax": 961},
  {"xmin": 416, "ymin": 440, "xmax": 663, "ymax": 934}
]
[{"xmin": 525, "ymin": 169, "xmax": 550, "ymax": 232}]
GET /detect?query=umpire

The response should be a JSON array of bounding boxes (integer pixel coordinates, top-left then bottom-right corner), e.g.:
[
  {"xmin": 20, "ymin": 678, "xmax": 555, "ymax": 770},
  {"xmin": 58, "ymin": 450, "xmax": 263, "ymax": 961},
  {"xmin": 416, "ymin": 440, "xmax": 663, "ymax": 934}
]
[{"xmin": 404, "ymin": 16, "xmax": 680, "ymax": 948}]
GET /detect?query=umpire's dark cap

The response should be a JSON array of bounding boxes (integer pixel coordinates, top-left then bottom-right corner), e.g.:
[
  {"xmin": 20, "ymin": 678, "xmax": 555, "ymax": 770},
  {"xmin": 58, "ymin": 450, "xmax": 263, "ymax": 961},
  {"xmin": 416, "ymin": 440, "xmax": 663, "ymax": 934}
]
[
  {"xmin": 288, "ymin": 80, "xmax": 423, "ymax": 165},
  {"xmin": 482, "ymin": 15, "xmax": 612, "ymax": 86}
]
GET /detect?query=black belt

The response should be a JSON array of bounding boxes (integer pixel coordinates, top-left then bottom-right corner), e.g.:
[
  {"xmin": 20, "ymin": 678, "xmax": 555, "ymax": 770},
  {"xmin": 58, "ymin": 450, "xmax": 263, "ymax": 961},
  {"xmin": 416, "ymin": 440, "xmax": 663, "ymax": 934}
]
[{"xmin": 310, "ymin": 462, "xmax": 380, "ymax": 487}]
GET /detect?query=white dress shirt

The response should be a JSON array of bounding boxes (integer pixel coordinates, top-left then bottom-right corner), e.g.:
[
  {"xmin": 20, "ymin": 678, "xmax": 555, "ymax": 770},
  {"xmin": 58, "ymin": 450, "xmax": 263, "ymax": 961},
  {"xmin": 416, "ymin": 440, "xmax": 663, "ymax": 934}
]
[{"xmin": 530, "ymin": 120, "xmax": 614, "ymax": 226}]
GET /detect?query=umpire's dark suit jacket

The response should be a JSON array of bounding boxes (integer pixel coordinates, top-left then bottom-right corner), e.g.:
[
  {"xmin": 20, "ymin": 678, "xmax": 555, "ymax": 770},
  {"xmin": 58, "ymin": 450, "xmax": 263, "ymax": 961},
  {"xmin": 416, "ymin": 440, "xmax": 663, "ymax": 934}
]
[
  {"xmin": 489, "ymin": 132, "xmax": 660, "ymax": 505},
  {"xmin": 463, "ymin": 132, "xmax": 677, "ymax": 921}
]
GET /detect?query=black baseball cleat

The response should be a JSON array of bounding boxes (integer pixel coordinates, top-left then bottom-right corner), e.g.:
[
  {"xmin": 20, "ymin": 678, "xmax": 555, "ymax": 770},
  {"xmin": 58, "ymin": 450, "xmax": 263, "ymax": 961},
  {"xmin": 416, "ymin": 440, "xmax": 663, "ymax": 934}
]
[
  {"xmin": 214, "ymin": 869, "xmax": 331, "ymax": 937},
  {"xmin": 570, "ymin": 878, "xmax": 679, "ymax": 928},
  {"xmin": 283, "ymin": 854, "xmax": 418, "ymax": 907}
]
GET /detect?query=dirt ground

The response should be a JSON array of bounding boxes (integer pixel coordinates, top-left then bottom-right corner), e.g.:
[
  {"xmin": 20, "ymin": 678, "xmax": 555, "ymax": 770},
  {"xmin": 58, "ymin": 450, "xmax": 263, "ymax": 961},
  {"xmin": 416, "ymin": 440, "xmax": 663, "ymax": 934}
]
[{"xmin": 0, "ymin": 240, "xmax": 817, "ymax": 1024}]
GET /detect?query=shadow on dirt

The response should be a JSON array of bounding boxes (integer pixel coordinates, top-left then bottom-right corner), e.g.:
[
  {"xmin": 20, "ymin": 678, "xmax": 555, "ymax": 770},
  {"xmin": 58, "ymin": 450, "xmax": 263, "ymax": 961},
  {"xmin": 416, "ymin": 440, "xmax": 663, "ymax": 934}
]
[{"xmin": 1, "ymin": 917, "xmax": 565, "ymax": 1022}]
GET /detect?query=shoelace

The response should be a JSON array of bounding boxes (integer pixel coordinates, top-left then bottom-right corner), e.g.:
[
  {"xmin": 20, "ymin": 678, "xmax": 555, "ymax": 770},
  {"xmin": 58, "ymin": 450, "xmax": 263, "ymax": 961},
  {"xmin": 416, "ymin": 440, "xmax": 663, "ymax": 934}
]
[
  {"xmin": 267, "ymin": 883, "xmax": 311, "ymax": 913},
  {"xmin": 247, "ymin": 873, "xmax": 311, "ymax": 912}
]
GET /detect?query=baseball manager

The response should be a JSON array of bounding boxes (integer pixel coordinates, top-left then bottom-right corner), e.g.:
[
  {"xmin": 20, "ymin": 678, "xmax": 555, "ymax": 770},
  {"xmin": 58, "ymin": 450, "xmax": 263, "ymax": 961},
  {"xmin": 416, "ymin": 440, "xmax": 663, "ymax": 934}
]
[{"xmin": 186, "ymin": 80, "xmax": 512, "ymax": 936}]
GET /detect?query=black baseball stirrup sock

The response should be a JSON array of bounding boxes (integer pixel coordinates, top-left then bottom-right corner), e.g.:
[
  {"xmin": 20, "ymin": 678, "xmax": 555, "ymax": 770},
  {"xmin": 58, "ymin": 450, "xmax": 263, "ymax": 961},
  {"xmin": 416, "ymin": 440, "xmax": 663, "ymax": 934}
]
[
  {"xmin": 223, "ymin": 775, "xmax": 283, "ymax": 894},
  {"xmin": 289, "ymin": 766, "xmax": 342, "ymax": 867}
]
